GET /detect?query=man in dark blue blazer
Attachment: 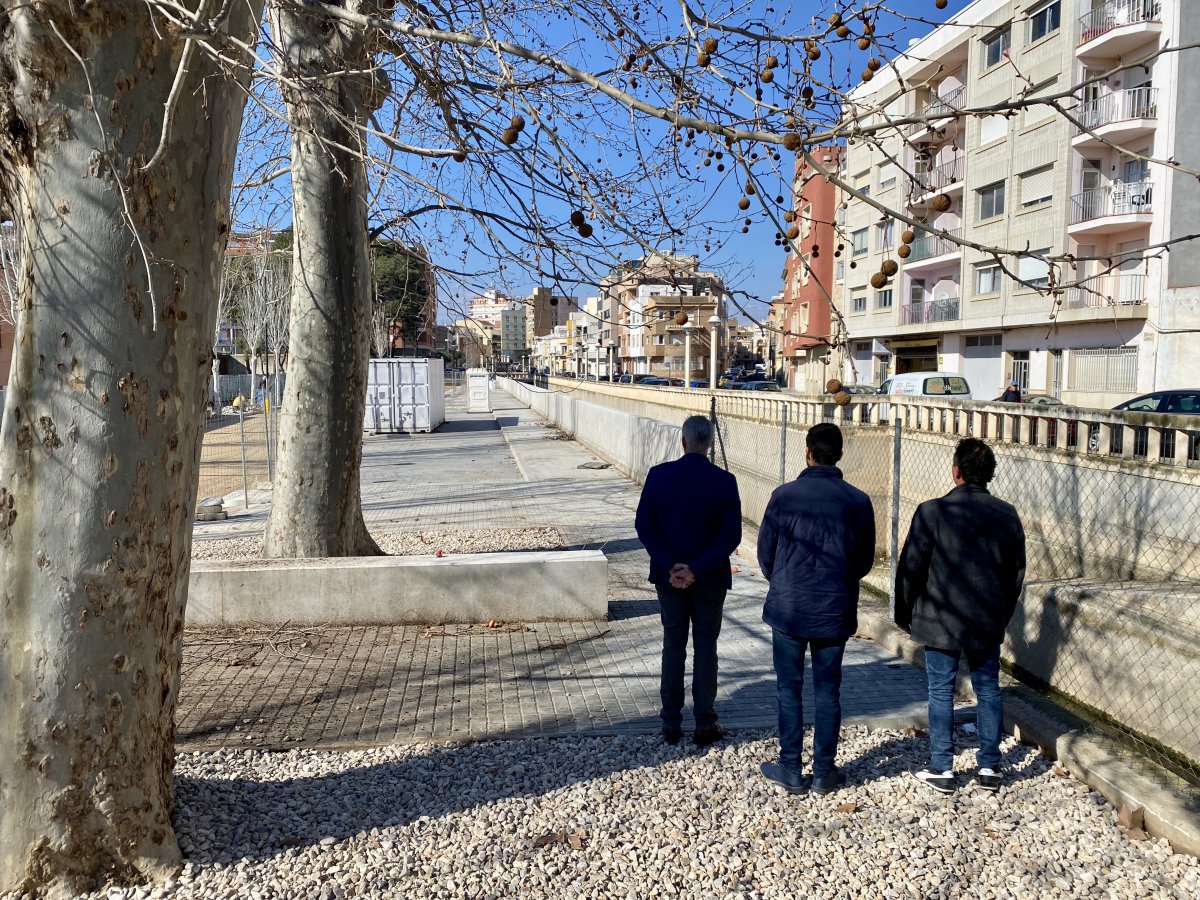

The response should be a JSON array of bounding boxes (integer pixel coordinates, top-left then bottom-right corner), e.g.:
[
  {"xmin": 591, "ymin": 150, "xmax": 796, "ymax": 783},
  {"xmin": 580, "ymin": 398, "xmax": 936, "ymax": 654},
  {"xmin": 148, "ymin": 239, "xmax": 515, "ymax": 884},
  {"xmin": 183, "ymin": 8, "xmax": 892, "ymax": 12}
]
[
  {"xmin": 635, "ymin": 415, "xmax": 742, "ymax": 747},
  {"xmin": 758, "ymin": 423, "xmax": 876, "ymax": 795}
]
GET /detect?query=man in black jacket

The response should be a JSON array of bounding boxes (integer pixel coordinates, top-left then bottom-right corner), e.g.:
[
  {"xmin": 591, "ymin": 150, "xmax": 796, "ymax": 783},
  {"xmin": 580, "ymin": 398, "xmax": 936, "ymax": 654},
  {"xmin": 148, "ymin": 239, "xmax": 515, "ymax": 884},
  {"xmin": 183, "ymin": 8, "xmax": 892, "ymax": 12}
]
[
  {"xmin": 895, "ymin": 438, "xmax": 1026, "ymax": 794},
  {"xmin": 757, "ymin": 423, "xmax": 876, "ymax": 795},
  {"xmin": 635, "ymin": 415, "xmax": 742, "ymax": 747}
]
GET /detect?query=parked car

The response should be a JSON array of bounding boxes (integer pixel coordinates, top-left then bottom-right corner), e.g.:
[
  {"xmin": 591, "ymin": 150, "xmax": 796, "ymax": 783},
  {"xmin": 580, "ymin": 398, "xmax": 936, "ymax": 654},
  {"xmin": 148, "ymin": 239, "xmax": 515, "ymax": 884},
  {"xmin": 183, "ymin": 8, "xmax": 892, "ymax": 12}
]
[
  {"xmin": 638, "ymin": 376, "xmax": 670, "ymax": 386},
  {"xmin": 742, "ymin": 380, "xmax": 782, "ymax": 392},
  {"xmin": 725, "ymin": 381, "xmax": 748, "ymax": 390},
  {"xmin": 688, "ymin": 379, "xmax": 709, "ymax": 388},
  {"xmin": 1023, "ymin": 393, "xmax": 1066, "ymax": 407},
  {"xmin": 877, "ymin": 372, "xmax": 972, "ymax": 398},
  {"xmin": 1090, "ymin": 389, "xmax": 1200, "ymax": 460}
]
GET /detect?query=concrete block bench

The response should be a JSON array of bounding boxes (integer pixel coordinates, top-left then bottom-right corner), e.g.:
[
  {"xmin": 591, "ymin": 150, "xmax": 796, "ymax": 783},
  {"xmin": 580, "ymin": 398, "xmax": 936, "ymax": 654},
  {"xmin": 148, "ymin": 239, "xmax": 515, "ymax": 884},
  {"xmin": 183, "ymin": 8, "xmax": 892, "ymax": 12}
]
[{"xmin": 187, "ymin": 549, "xmax": 609, "ymax": 626}]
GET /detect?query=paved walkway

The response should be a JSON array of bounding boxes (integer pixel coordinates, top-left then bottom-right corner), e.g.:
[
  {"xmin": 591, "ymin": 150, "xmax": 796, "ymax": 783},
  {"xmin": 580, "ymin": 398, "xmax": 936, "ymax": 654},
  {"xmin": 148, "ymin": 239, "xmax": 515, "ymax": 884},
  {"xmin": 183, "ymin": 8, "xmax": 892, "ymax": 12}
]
[{"xmin": 180, "ymin": 387, "xmax": 928, "ymax": 750}]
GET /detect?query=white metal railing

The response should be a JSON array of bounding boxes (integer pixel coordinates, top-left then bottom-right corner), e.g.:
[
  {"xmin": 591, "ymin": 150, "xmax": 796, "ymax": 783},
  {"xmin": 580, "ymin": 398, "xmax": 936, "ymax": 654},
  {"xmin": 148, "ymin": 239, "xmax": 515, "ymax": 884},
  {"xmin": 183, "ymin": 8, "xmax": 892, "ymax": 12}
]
[
  {"xmin": 1076, "ymin": 87, "xmax": 1158, "ymax": 133},
  {"xmin": 920, "ymin": 84, "xmax": 966, "ymax": 119},
  {"xmin": 906, "ymin": 228, "xmax": 962, "ymax": 263},
  {"xmin": 901, "ymin": 296, "xmax": 961, "ymax": 324},
  {"xmin": 912, "ymin": 156, "xmax": 965, "ymax": 194},
  {"xmin": 1064, "ymin": 273, "xmax": 1147, "ymax": 308},
  {"xmin": 1071, "ymin": 181, "xmax": 1153, "ymax": 224},
  {"xmin": 1079, "ymin": 0, "xmax": 1161, "ymax": 46}
]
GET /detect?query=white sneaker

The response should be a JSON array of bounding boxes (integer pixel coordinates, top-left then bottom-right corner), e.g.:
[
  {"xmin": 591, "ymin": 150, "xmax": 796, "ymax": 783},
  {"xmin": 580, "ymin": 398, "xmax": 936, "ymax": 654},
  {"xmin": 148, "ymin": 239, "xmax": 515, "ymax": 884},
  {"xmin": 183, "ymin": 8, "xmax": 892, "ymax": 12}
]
[{"xmin": 910, "ymin": 767, "xmax": 956, "ymax": 794}]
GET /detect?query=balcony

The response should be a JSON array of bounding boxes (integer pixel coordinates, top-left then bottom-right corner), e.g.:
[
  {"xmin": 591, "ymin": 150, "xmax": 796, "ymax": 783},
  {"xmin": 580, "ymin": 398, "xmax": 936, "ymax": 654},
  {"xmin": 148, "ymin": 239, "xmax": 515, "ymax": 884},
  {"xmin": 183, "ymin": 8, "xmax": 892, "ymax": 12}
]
[
  {"xmin": 1069, "ymin": 182, "xmax": 1154, "ymax": 235},
  {"xmin": 901, "ymin": 296, "xmax": 961, "ymax": 326},
  {"xmin": 1077, "ymin": 0, "xmax": 1162, "ymax": 58},
  {"xmin": 909, "ymin": 156, "xmax": 965, "ymax": 202},
  {"xmin": 909, "ymin": 84, "xmax": 967, "ymax": 141},
  {"xmin": 1073, "ymin": 87, "xmax": 1158, "ymax": 149},
  {"xmin": 905, "ymin": 228, "xmax": 962, "ymax": 266},
  {"xmin": 1064, "ymin": 273, "xmax": 1148, "ymax": 308}
]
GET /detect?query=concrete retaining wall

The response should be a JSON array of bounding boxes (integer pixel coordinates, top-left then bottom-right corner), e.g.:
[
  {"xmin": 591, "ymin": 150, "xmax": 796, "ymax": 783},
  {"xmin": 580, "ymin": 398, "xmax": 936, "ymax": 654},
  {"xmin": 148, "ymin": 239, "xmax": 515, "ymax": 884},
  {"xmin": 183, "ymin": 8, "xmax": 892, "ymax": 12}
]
[{"xmin": 188, "ymin": 550, "xmax": 609, "ymax": 625}]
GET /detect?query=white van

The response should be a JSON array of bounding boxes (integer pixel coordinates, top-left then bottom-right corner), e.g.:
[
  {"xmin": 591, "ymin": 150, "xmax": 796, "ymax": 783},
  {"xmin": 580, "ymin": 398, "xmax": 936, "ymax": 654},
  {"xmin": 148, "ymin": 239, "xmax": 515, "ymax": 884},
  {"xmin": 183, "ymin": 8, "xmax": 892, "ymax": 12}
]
[{"xmin": 878, "ymin": 372, "xmax": 972, "ymax": 398}]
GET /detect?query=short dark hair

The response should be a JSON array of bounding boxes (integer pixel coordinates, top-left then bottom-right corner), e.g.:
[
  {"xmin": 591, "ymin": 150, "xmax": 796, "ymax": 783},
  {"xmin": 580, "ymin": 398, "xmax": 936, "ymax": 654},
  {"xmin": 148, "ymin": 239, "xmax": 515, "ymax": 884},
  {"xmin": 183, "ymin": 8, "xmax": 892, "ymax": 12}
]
[
  {"xmin": 954, "ymin": 438, "xmax": 996, "ymax": 485},
  {"xmin": 807, "ymin": 423, "xmax": 843, "ymax": 466},
  {"xmin": 681, "ymin": 415, "xmax": 713, "ymax": 453}
]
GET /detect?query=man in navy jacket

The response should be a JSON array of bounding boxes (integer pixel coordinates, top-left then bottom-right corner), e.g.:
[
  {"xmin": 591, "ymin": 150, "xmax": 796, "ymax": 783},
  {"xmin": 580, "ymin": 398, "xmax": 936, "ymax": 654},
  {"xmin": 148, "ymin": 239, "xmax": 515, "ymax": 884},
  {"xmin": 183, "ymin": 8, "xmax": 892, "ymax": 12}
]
[
  {"xmin": 635, "ymin": 415, "xmax": 742, "ymax": 747},
  {"xmin": 758, "ymin": 423, "xmax": 876, "ymax": 794}
]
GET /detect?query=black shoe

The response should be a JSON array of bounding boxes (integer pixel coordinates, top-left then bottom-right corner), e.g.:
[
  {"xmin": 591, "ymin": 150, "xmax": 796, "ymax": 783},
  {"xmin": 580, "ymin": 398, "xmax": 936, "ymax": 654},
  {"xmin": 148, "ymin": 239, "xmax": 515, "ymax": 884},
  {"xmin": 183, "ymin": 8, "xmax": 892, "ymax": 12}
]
[
  {"xmin": 910, "ymin": 767, "xmax": 956, "ymax": 795},
  {"xmin": 662, "ymin": 727, "xmax": 682, "ymax": 746},
  {"xmin": 975, "ymin": 767, "xmax": 1003, "ymax": 792},
  {"xmin": 812, "ymin": 769, "xmax": 845, "ymax": 796},
  {"xmin": 760, "ymin": 761, "xmax": 806, "ymax": 794},
  {"xmin": 692, "ymin": 724, "xmax": 726, "ymax": 747}
]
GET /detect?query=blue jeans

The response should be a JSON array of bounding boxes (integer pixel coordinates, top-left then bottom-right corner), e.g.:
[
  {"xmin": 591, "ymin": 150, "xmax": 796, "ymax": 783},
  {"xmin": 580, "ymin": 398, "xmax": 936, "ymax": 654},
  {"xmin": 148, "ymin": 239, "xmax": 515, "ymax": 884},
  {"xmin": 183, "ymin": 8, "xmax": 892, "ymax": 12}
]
[
  {"xmin": 657, "ymin": 584, "xmax": 726, "ymax": 731},
  {"xmin": 924, "ymin": 646, "xmax": 1003, "ymax": 773},
  {"xmin": 772, "ymin": 631, "xmax": 846, "ymax": 779}
]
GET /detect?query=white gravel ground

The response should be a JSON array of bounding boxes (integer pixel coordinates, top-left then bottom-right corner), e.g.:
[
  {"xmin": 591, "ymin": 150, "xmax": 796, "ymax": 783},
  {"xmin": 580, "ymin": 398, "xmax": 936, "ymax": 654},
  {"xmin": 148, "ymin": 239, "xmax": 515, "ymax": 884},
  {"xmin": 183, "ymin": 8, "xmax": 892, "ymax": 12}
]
[
  {"xmin": 190, "ymin": 528, "xmax": 566, "ymax": 561},
  {"xmin": 64, "ymin": 727, "xmax": 1199, "ymax": 900}
]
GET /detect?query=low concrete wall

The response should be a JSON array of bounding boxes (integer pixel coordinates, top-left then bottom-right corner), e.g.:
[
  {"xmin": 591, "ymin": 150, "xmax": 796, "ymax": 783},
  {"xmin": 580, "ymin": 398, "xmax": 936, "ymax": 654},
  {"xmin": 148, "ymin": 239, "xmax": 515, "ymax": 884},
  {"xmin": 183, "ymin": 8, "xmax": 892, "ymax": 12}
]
[{"xmin": 188, "ymin": 550, "xmax": 609, "ymax": 625}]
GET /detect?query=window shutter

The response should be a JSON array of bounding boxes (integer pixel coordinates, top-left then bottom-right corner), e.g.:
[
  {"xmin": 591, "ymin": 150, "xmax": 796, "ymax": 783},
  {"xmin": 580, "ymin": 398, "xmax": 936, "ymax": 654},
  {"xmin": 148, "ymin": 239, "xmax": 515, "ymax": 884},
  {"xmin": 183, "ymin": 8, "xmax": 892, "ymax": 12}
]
[
  {"xmin": 1018, "ymin": 252, "xmax": 1050, "ymax": 282},
  {"xmin": 1020, "ymin": 166, "xmax": 1054, "ymax": 205},
  {"xmin": 980, "ymin": 115, "xmax": 1007, "ymax": 143}
]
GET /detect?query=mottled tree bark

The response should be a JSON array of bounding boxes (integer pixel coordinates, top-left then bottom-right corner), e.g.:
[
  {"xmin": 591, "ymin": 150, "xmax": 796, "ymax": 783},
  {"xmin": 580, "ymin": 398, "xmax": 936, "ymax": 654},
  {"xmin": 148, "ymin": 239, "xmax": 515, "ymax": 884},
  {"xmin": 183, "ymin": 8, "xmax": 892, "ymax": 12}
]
[
  {"xmin": 263, "ymin": 1, "xmax": 390, "ymax": 558},
  {"xmin": 0, "ymin": 2, "xmax": 262, "ymax": 894}
]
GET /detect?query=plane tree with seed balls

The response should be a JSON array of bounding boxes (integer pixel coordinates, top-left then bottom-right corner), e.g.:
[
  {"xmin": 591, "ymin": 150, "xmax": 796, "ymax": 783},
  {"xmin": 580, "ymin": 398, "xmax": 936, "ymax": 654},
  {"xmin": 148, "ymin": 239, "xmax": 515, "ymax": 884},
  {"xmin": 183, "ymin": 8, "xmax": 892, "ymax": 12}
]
[{"xmin": 3, "ymin": 0, "xmax": 1199, "ymax": 894}]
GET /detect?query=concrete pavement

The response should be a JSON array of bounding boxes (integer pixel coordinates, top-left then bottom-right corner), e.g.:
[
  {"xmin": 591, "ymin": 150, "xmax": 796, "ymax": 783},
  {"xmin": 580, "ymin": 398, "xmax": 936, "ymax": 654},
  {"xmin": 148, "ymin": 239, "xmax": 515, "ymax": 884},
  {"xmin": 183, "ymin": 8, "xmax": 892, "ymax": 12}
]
[{"xmin": 179, "ymin": 386, "xmax": 929, "ymax": 750}]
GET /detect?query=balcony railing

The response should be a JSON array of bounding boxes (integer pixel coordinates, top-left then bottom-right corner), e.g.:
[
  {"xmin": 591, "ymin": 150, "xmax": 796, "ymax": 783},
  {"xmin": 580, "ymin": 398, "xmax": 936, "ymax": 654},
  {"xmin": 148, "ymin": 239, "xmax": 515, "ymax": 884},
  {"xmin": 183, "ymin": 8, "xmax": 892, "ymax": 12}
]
[
  {"xmin": 1079, "ymin": 0, "xmax": 1161, "ymax": 46},
  {"xmin": 1070, "ymin": 181, "xmax": 1153, "ymax": 224},
  {"xmin": 921, "ymin": 84, "xmax": 966, "ymax": 119},
  {"xmin": 1076, "ymin": 87, "xmax": 1158, "ymax": 132},
  {"xmin": 902, "ymin": 296, "xmax": 961, "ymax": 325},
  {"xmin": 912, "ymin": 156, "xmax": 965, "ymax": 194},
  {"xmin": 1064, "ymin": 273, "xmax": 1147, "ymax": 308},
  {"xmin": 906, "ymin": 228, "xmax": 962, "ymax": 262}
]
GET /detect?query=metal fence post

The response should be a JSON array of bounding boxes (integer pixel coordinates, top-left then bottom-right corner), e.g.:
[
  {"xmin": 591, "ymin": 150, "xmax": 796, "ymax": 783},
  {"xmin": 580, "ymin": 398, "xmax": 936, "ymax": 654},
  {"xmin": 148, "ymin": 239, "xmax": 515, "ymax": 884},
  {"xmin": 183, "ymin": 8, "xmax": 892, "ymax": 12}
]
[
  {"xmin": 888, "ymin": 417, "xmax": 902, "ymax": 617},
  {"xmin": 264, "ymin": 400, "xmax": 274, "ymax": 481},
  {"xmin": 779, "ymin": 403, "xmax": 789, "ymax": 485},
  {"xmin": 238, "ymin": 405, "xmax": 250, "ymax": 509}
]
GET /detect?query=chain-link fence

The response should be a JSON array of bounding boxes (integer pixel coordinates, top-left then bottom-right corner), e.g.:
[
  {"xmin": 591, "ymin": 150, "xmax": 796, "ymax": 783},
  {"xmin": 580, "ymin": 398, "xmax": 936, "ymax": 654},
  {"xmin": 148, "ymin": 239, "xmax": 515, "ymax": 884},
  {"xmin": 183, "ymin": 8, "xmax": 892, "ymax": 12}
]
[{"xmin": 709, "ymin": 392, "xmax": 1200, "ymax": 784}]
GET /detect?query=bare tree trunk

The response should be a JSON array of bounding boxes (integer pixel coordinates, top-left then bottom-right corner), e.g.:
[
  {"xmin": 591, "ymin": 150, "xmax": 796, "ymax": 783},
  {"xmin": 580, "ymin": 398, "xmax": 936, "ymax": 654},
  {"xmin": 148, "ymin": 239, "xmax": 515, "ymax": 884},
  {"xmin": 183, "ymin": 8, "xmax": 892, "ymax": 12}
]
[
  {"xmin": 0, "ymin": 2, "xmax": 262, "ymax": 894},
  {"xmin": 263, "ymin": 1, "xmax": 389, "ymax": 558}
]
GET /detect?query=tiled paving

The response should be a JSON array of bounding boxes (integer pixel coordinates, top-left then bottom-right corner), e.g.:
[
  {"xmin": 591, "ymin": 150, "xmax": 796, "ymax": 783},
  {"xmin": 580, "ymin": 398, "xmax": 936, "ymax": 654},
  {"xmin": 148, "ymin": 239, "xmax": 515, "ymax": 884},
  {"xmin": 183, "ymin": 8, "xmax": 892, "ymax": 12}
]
[{"xmin": 180, "ymin": 386, "xmax": 928, "ymax": 750}]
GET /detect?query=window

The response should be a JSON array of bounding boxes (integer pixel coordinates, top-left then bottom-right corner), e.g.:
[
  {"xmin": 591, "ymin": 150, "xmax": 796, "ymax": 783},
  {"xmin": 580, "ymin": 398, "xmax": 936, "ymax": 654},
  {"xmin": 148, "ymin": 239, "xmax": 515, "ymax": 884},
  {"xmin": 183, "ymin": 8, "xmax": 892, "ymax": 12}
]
[
  {"xmin": 801, "ymin": 204, "xmax": 813, "ymax": 238},
  {"xmin": 875, "ymin": 289, "xmax": 893, "ymax": 309},
  {"xmin": 879, "ymin": 162, "xmax": 897, "ymax": 190},
  {"xmin": 1069, "ymin": 347, "xmax": 1138, "ymax": 393},
  {"xmin": 854, "ymin": 171, "xmax": 871, "ymax": 198},
  {"xmin": 1019, "ymin": 165, "xmax": 1053, "ymax": 207},
  {"xmin": 852, "ymin": 228, "xmax": 868, "ymax": 255},
  {"xmin": 976, "ymin": 263, "xmax": 1003, "ymax": 294},
  {"xmin": 966, "ymin": 334, "xmax": 1003, "ymax": 348},
  {"xmin": 1018, "ymin": 249, "xmax": 1052, "ymax": 288},
  {"xmin": 978, "ymin": 180, "xmax": 1006, "ymax": 219},
  {"xmin": 980, "ymin": 115, "xmax": 1007, "ymax": 144},
  {"xmin": 1029, "ymin": 1, "xmax": 1061, "ymax": 42},
  {"xmin": 910, "ymin": 280, "xmax": 926, "ymax": 304},
  {"xmin": 835, "ymin": 261, "xmax": 845, "ymax": 282},
  {"xmin": 876, "ymin": 220, "xmax": 894, "ymax": 249},
  {"xmin": 982, "ymin": 26, "xmax": 1011, "ymax": 69},
  {"xmin": 852, "ymin": 292, "xmax": 867, "ymax": 313},
  {"xmin": 1024, "ymin": 79, "xmax": 1058, "ymax": 127}
]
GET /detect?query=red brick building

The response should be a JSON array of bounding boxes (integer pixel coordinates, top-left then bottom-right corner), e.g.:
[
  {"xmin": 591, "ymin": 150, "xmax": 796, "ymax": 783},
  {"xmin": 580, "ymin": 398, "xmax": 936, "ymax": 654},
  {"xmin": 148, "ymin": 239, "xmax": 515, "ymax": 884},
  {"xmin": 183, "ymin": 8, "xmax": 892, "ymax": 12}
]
[{"xmin": 778, "ymin": 147, "xmax": 842, "ymax": 392}]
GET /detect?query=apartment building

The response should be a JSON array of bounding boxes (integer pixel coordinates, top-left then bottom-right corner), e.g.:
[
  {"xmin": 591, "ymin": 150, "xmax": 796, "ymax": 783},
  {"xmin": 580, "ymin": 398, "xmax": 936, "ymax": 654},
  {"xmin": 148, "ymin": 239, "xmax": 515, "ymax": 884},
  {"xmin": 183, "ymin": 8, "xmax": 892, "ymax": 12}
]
[
  {"xmin": 777, "ymin": 148, "xmax": 843, "ymax": 391},
  {"xmin": 524, "ymin": 287, "xmax": 580, "ymax": 352},
  {"xmin": 836, "ymin": 0, "xmax": 1200, "ymax": 406},
  {"xmin": 605, "ymin": 253, "xmax": 728, "ymax": 377}
]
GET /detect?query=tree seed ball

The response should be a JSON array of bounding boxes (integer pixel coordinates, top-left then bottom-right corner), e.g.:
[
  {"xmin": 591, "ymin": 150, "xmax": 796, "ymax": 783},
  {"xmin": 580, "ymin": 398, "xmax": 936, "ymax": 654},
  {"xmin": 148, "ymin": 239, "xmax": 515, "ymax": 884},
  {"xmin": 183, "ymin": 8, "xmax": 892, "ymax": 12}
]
[
  {"xmin": 510, "ymin": 114, "xmax": 526, "ymax": 131},
  {"xmin": 765, "ymin": 55, "xmax": 779, "ymax": 69},
  {"xmin": 901, "ymin": 230, "xmax": 915, "ymax": 244},
  {"xmin": 783, "ymin": 210, "xmax": 796, "ymax": 222},
  {"xmin": 501, "ymin": 128, "xmax": 519, "ymax": 144},
  {"xmin": 452, "ymin": 150, "xmax": 466, "ymax": 162},
  {"xmin": 783, "ymin": 133, "xmax": 803, "ymax": 151},
  {"xmin": 738, "ymin": 197, "xmax": 750, "ymax": 210},
  {"xmin": 826, "ymin": 378, "xmax": 844, "ymax": 393},
  {"xmin": 837, "ymin": 25, "xmax": 851, "ymax": 38},
  {"xmin": 834, "ymin": 390, "xmax": 852, "ymax": 407},
  {"xmin": 881, "ymin": 259, "xmax": 899, "ymax": 276},
  {"xmin": 861, "ymin": 68, "xmax": 874, "ymax": 82},
  {"xmin": 786, "ymin": 226, "xmax": 800, "ymax": 240},
  {"xmin": 760, "ymin": 69, "xmax": 774, "ymax": 84},
  {"xmin": 867, "ymin": 58, "xmax": 881, "ymax": 72},
  {"xmin": 897, "ymin": 244, "xmax": 912, "ymax": 259},
  {"xmin": 936, "ymin": 0, "xmax": 948, "ymax": 8},
  {"xmin": 871, "ymin": 272, "xmax": 888, "ymax": 288},
  {"xmin": 697, "ymin": 51, "xmax": 710, "ymax": 66},
  {"xmin": 577, "ymin": 223, "xmax": 594, "ymax": 238},
  {"xmin": 857, "ymin": 37, "xmax": 870, "ymax": 50},
  {"xmin": 570, "ymin": 210, "xmax": 585, "ymax": 227},
  {"xmin": 703, "ymin": 37, "xmax": 718, "ymax": 53}
]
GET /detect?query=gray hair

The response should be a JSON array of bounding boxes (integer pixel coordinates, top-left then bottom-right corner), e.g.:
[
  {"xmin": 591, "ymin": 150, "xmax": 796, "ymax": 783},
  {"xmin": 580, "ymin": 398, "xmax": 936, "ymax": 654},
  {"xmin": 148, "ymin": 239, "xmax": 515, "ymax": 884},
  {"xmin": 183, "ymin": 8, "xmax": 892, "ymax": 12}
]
[{"xmin": 682, "ymin": 415, "xmax": 713, "ymax": 454}]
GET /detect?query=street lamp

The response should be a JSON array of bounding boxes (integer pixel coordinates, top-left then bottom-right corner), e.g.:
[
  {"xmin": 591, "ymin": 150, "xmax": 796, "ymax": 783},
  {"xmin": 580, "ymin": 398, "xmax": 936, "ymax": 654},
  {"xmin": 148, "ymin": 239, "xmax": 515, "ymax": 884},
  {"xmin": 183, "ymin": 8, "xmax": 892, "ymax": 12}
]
[{"xmin": 708, "ymin": 314, "xmax": 721, "ymax": 392}]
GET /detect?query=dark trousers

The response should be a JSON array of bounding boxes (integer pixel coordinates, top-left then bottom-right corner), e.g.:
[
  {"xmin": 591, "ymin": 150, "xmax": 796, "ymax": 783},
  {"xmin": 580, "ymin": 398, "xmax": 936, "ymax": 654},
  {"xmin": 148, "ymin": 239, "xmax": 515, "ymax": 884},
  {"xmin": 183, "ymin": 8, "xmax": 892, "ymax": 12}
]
[
  {"xmin": 924, "ymin": 646, "xmax": 1003, "ymax": 773},
  {"xmin": 657, "ymin": 584, "xmax": 726, "ymax": 731},
  {"xmin": 772, "ymin": 631, "xmax": 847, "ymax": 778}
]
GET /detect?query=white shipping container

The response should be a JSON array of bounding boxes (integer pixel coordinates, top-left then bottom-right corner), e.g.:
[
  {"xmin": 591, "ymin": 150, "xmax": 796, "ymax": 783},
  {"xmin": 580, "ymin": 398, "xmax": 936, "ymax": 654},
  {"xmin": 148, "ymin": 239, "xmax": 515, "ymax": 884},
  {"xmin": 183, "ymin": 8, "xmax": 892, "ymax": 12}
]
[{"xmin": 364, "ymin": 358, "xmax": 446, "ymax": 433}]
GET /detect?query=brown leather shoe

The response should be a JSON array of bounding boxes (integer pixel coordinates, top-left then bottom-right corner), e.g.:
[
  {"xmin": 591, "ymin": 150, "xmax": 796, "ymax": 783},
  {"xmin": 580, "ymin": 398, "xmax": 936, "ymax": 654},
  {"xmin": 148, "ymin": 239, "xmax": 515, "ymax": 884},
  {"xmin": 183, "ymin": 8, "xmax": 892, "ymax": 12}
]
[{"xmin": 692, "ymin": 724, "xmax": 726, "ymax": 747}]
